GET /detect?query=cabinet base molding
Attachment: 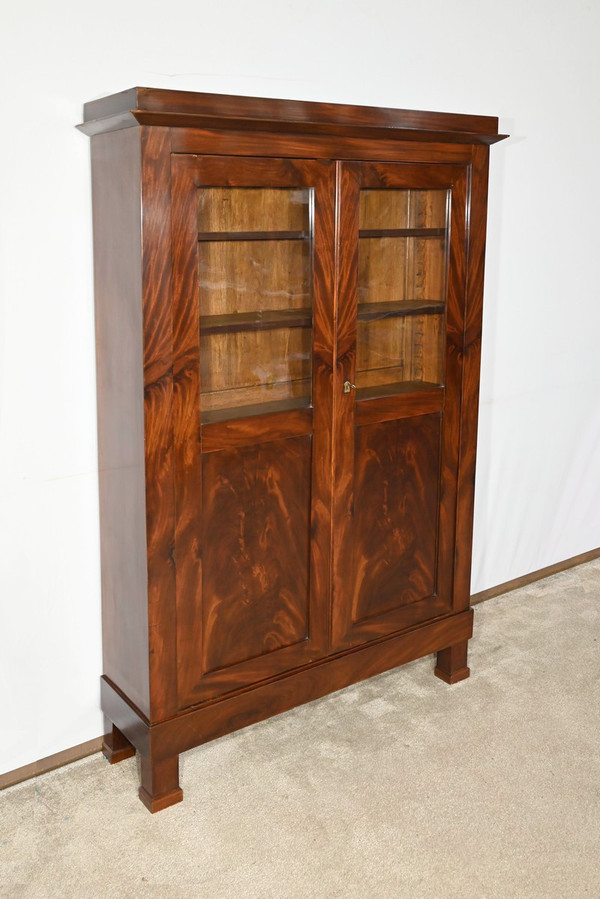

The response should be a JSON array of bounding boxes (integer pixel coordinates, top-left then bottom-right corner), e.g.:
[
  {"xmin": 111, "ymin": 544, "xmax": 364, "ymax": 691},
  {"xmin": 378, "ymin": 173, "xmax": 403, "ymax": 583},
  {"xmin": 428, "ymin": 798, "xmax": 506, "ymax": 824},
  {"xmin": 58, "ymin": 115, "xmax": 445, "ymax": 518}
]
[{"xmin": 101, "ymin": 610, "xmax": 473, "ymax": 810}]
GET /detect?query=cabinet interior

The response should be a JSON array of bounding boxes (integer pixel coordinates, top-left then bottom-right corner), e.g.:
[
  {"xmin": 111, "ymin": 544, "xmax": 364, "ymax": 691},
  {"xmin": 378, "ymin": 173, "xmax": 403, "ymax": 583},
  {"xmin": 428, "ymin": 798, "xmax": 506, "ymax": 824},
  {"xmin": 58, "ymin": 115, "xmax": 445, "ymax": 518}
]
[
  {"xmin": 197, "ymin": 185, "xmax": 450, "ymax": 421},
  {"xmin": 197, "ymin": 187, "xmax": 313, "ymax": 422},
  {"xmin": 357, "ymin": 188, "xmax": 449, "ymax": 396}
]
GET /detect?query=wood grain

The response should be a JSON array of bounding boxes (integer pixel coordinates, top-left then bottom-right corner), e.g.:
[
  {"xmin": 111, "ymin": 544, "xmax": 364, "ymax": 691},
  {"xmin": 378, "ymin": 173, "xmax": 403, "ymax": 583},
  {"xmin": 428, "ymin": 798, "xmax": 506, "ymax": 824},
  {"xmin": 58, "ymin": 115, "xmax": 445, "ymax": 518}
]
[
  {"xmin": 331, "ymin": 160, "xmax": 360, "ymax": 649},
  {"xmin": 99, "ymin": 609, "xmax": 474, "ymax": 769},
  {"xmin": 355, "ymin": 386, "xmax": 443, "ymax": 423},
  {"xmin": 201, "ymin": 393, "xmax": 311, "ymax": 424},
  {"xmin": 452, "ymin": 144, "xmax": 491, "ymax": 613},
  {"xmin": 197, "ymin": 236, "xmax": 311, "ymax": 316},
  {"xmin": 171, "ymin": 128, "xmax": 477, "ymax": 163},
  {"xmin": 201, "ymin": 436, "xmax": 312, "ymax": 673},
  {"xmin": 356, "ymin": 185, "xmax": 449, "ymax": 392},
  {"xmin": 357, "ymin": 300, "xmax": 445, "ymax": 320},
  {"xmin": 124, "ymin": 87, "xmax": 501, "ymax": 133},
  {"xmin": 140, "ymin": 126, "xmax": 178, "ymax": 721},
  {"xmin": 170, "ymin": 155, "xmax": 334, "ymax": 707},
  {"xmin": 350, "ymin": 414, "xmax": 442, "ymax": 623},
  {"xmin": 356, "ymin": 314, "xmax": 445, "ymax": 386},
  {"xmin": 197, "ymin": 186, "xmax": 308, "ymax": 232},
  {"xmin": 332, "ymin": 161, "xmax": 468, "ymax": 649},
  {"xmin": 201, "ymin": 407, "xmax": 313, "ymax": 453},
  {"xmin": 170, "ymin": 151, "xmax": 205, "ymax": 724},
  {"xmin": 199, "ymin": 308, "xmax": 312, "ymax": 335},
  {"xmin": 81, "ymin": 87, "xmax": 503, "ymax": 143},
  {"xmin": 199, "ymin": 325, "xmax": 311, "ymax": 407}
]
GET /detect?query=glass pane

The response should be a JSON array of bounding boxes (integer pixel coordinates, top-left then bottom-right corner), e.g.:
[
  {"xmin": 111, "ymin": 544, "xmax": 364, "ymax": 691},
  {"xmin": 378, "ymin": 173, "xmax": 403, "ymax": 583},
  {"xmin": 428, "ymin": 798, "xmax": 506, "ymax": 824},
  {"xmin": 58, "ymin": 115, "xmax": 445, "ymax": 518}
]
[
  {"xmin": 358, "ymin": 236, "xmax": 447, "ymax": 304},
  {"xmin": 198, "ymin": 187, "xmax": 313, "ymax": 422},
  {"xmin": 360, "ymin": 188, "xmax": 447, "ymax": 230},
  {"xmin": 356, "ymin": 188, "xmax": 449, "ymax": 396},
  {"xmin": 198, "ymin": 187, "xmax": 309, "ymax": 233}
]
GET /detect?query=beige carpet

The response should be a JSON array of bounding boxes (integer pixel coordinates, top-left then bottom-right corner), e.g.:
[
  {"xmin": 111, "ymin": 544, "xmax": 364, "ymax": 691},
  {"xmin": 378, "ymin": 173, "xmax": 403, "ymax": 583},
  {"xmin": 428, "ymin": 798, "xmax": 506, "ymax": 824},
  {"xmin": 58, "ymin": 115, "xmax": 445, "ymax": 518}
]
[{"xmin": 2, "ymin": 560, "xmax": 599, "ymax": 898}]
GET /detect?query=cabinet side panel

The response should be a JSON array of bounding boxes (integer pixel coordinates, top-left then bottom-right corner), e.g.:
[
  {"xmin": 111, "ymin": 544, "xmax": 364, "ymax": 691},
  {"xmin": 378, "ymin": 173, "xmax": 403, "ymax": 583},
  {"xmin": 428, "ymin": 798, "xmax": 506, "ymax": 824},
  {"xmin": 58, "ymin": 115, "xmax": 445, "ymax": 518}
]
[
  {"xmin": 91, "ymin": 128, "xmax": 150, "ymax": 716},
  {"xmin": 453, "ymin": 146, "xmax": 490, "ymax": 608}
]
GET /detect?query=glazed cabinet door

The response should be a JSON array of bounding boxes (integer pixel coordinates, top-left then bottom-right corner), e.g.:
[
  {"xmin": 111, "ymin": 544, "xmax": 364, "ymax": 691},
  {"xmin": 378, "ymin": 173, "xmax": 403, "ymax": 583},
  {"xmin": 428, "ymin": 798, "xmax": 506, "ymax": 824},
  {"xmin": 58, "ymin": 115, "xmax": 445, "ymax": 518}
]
[
  {"xmin": 332, "ymin": 161, "xmax": 469, "ymax": 648},
  {"xmin": 171, "ymin": 155, "xmax": 335, "ymax": 706}
]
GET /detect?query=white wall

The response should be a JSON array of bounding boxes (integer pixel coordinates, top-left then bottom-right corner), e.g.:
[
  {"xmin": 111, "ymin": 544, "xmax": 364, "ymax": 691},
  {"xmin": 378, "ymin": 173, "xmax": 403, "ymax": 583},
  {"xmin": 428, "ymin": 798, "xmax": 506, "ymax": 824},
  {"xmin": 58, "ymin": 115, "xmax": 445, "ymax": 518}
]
[{"xmin": 2, "ymin": 0, "xmax": 599, "ymax": 774}]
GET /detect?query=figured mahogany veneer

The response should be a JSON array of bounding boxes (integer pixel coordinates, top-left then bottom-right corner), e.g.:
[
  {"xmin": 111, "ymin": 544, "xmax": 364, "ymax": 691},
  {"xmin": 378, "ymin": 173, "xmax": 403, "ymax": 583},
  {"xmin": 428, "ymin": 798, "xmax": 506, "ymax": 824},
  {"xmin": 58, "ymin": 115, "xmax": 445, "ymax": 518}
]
[{"xmin": 80, "ymin": 88, "xmax": 506, "ymax": 811}]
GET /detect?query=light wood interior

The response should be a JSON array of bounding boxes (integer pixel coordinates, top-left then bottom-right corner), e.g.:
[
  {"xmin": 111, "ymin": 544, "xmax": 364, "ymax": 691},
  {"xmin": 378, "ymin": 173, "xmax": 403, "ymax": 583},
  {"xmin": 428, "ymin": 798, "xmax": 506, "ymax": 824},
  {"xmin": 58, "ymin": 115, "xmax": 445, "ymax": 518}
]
[
  {"xmin": 197, "ymin": 187, "xmax": 313, "ymax": 419},
  {"xmin": 359, "ymin": 188, "xmax": 447, "ymax": 230},
  {"xmin": 198, "ymin": 240, "xmax": 311, "ymax": 316},
  {"xmin": 200, "ymin": 328, "xmax": 312, "ymax": 411},
  {"xmin": 358, "ymin": 236, "xmax": 447, "ymax": 305},
  {"xmin": 198, "ymin": 187, "xmax": 309, "ymax": 232},
  {"xmin": 357, "ymin": 315, "xmax": 444, "ymax": 385},
  {"xmin": 357, "ymin": 188, "xmax": 448, "ymax": 392}
]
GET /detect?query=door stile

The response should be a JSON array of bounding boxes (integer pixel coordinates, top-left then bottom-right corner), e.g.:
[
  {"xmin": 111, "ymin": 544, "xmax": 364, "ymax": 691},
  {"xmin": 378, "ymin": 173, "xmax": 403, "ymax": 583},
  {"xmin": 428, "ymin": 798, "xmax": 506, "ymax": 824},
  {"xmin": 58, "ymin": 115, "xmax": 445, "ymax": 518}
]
[
  {"xmin": 309, "ymin": 161, "xmax": 337, "ymax": 653},
  {"xmin": 140, "ymin": 126, "xmax": 179, "ymax": 721},
  {"xmin": 170, "ymin": 155, "xmax": 205, "ymax": 710},
  {"xmin": 331, "ymin": 162, "xmax": 360, "ymax": 649}
]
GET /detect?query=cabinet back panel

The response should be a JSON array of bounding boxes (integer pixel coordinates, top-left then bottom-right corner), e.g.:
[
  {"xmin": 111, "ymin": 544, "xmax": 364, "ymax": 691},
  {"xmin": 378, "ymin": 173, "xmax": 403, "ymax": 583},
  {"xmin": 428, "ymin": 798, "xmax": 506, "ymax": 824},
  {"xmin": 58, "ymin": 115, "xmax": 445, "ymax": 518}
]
[
  {"xmin": 200, "ymin": 327, "xmax": 312, "ymax": 399},
  {"xmin": 200, "ymin": 434, "xmax": 312, "ymax": 674},
  {"xmin": 359, "ymin": 188, "xmax": 447, "ymax": 230},
  {"xmin": 198, "ymin": 240, "xmax": 311, "ymax": 316},
  {"xmin": 358, "ymin": 236, "xmax": 446, "ymax": 304},
  {"xmin": 350, "ymin": 413, "xmax": 441, "ymax": 623},
  {"xmin": 357, "ymin": 314, "xmax": 444, "ymax": 386},
  {"xmin": 198, "ymin": 187, "xmax": 309, "ymax": 232}
]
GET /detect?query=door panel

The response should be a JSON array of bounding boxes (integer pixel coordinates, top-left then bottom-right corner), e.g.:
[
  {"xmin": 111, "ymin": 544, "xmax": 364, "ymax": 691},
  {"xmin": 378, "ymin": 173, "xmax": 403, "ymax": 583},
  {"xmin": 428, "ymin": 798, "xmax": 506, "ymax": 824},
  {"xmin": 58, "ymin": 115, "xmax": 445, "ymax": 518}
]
[
  {"xmin": 332, "ymin": 161, "xmax": 469, "ymax": 648},
  {"xmin": 201, "ymin": 434, "xmax": 312, "ymax": 673},
  {"xmin": 171, "ymin": 155, "xmax": 334, "ymax": 706},
  {"xmin": 351, "ymin": 414, "xmax": 441, "ymax": 623}
]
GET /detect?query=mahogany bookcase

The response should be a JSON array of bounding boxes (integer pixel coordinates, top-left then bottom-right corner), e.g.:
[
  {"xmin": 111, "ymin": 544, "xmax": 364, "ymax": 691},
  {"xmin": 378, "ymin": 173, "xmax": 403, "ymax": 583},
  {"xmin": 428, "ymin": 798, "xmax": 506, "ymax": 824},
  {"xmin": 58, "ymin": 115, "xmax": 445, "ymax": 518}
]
[{"xmin": 79, "ymin": 88, "xmax": 506, "ymax": 811}]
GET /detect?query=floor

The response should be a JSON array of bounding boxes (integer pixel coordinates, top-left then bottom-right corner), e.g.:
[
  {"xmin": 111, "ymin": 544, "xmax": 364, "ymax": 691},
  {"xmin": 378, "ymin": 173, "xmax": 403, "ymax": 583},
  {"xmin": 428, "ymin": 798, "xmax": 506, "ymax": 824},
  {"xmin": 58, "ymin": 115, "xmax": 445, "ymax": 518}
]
[{"xmin": 1, "ymin": 559, "xmax": 599, "ymax": 898}]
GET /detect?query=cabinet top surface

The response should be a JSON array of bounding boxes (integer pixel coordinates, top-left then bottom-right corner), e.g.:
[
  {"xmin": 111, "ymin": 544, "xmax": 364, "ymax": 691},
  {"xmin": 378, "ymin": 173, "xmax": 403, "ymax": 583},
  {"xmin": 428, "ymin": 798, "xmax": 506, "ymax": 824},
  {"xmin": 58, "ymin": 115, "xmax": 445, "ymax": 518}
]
[{"xmin": 78, "ymin": 86, "xmax": 506, "ymax": 144}]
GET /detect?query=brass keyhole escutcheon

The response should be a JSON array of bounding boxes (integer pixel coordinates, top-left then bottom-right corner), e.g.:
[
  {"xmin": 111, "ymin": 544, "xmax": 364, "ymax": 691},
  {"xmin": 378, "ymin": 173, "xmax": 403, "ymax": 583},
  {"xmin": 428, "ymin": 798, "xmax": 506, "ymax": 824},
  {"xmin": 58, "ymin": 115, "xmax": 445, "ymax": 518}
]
[{"xmin": 343, "ymin": 380, "xmax": 356, "ymax": 394}]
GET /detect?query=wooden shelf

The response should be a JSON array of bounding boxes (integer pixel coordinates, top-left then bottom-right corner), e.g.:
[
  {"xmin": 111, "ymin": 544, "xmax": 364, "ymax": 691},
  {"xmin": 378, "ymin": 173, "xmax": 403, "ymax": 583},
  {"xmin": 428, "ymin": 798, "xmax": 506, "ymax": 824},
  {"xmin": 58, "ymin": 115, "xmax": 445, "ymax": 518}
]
[
  {"xmin": 201, "ymin": 395, "xmax": 311, "ymax": 424},
  {"xmin": 201, "ymin": 302, "xmax": 442, "ymax": 335},
  {"xmin": 357, "ymin": 300, "xmax": 445, "ymax": 322},
  {"xmin": 200, "ymin": 308, "xmax": 312, "ymax": 335},
  {"xmin": 359, "ymin": 228, "xmax": 446, "ymax": 239},
  {"xmin": 356, "ymin": 380, "xmax": 442, "ymax": 402},
  {"xmin": 198, "ymin": 230, "xmax": 311, "ymax": 242}
]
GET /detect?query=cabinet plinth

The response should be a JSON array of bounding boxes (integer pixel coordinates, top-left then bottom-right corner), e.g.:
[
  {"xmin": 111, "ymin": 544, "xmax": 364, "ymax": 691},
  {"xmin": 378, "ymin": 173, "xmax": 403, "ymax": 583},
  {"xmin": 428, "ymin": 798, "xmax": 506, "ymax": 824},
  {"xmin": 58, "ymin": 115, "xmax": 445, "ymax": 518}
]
[{"xmin": 80, "ymin": 87, "xmax": 506, "ymax": 811}]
